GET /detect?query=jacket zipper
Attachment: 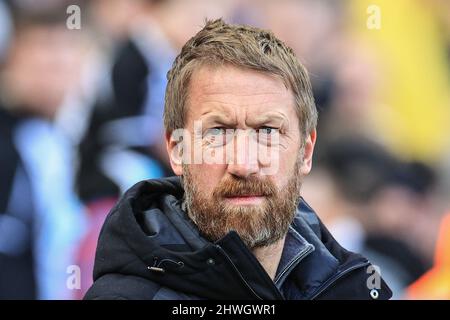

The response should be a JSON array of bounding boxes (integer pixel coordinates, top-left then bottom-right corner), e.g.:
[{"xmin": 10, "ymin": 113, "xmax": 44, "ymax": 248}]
[
  {"xmin": 274, "ymin": 243, "xmax": 314, "ymax": 286},
  {"xmin": 216, "ymin": 245, "xmax": 264, "ymax": 300},
  {"xmin": 308, "ymin": 261, "xmax": 371, "ymax": 300}
]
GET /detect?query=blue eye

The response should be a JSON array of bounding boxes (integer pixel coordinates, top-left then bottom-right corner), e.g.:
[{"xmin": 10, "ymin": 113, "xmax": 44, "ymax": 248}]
[
  {"xmin": 204, "ymin": 127, "xmax": 226, "ymax": 137},
  {"xmin": 259, "ymin": 127, "xmax": 278, "ymax": 135},
  {"xmin": 203, "ymin": 127, "xmax": 232, "ymax": 146},
  {"xmin": 211, "ymin": 128, "xmax": 226, "ymax": 135}
]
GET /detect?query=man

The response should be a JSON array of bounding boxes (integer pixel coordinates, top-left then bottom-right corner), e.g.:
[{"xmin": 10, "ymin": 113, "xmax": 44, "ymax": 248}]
[{"xmin": 85, "ymin": 19, "xmax": 392, "ymax": 300}]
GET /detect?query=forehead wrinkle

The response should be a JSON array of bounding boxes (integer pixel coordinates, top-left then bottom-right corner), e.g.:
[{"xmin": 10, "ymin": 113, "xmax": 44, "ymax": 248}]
[
  {"xmin": 196, "ymin": 81, "xmax": 289, "ymax": 103},
  {"xmin": 198, "ymin": 88, "xmax": 286, "ymax": 97},
  {"xmin": 192, "ymin": 65, "xmax": 288, "ymax": 98},
  {"xmin": 196, "ymin": 91, "xmax": 292, "ymax": 114}
]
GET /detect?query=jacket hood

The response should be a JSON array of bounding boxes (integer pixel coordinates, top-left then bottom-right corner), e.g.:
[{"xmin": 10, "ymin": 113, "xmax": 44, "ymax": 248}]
[{"xmin": 92, "ymin": 176, "xmax": 384, "ymax": 300}]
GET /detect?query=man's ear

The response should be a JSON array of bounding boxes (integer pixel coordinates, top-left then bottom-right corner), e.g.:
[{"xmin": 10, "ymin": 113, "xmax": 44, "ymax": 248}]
[
  {"xmin": 165, "ymin": 130, "xmax": 183, "ymax": 176},
  {"xmin": 300, "ymin": 129, "xmax": 317, "ymax": 175}
]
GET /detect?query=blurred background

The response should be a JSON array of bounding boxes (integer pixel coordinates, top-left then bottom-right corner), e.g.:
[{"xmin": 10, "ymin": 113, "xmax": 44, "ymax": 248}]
[{"xmin": 0, "ymin": 0, "xmax": 449, "ymax": 300}]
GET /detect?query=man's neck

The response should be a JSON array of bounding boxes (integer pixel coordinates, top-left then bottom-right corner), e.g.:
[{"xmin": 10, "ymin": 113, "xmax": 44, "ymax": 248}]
[{"xmin": 252, "ymin": 236, "xmax": 286, "ymax": 281}]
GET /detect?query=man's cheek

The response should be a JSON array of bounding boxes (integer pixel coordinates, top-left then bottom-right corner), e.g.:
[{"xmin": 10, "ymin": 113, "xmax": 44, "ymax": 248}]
[{"xmin": 194, "ymin": 171, "xmax": 216, "ymax": 195}]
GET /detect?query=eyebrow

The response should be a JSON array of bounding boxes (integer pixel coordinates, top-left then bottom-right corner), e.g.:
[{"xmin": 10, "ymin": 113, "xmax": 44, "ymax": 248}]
[
  {"xmin": 200, "ymin": 112, "xmax": 236, "ymax": 127},
  {"xmin": 246, "ymin": 112, "xmax": 289, "ymax": 128}
]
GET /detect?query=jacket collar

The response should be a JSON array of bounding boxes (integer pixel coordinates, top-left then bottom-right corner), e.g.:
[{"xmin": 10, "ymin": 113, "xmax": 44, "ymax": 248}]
[{"xmin": 274, "ymin": 225, "xmax": 315, "ymax": 289}]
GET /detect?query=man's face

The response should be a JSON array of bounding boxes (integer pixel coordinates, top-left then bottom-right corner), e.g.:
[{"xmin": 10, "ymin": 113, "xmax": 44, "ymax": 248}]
[{"xmin": 166, "ymin": 64, "xmax": 316, "ymax": 248}]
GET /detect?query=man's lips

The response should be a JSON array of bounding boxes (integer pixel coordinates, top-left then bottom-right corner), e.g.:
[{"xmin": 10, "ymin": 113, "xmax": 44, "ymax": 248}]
[
  {"xmin": 223, "ymin": 194, "xmax": 265, "ymax": 205},
  {"xmin": 225, "ymin": 194, "xmax": 263, "ymax": 198}
]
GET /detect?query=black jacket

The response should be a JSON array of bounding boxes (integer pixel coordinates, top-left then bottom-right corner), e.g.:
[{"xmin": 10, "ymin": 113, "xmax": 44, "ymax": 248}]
[{"xmin": 85, "ymin": 176, "xmax": 392, "ymax": 300}]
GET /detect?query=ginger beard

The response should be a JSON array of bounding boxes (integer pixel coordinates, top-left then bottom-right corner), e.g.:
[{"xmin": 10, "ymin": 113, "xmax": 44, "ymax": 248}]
[{"xmin": 182, "ymin": 154, "xmax": 303, "ymax": 249}]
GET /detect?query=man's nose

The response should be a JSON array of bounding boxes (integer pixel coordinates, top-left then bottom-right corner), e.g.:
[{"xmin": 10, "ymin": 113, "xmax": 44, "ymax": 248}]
[{"xmin": 226, "ymin": 130, "xmax": 259, "ymax": 178}]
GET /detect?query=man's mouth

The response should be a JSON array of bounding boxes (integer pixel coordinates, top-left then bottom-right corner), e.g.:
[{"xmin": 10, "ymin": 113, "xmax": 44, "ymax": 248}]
[{"xmin": 223, "ymin": 194, "xmax": 265, "ymax": 205}]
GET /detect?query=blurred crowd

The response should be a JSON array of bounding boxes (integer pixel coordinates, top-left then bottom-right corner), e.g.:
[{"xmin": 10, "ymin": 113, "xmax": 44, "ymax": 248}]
[{"xmin": 0, "ymin": 0, "xmax": 449, "ymax": 299}]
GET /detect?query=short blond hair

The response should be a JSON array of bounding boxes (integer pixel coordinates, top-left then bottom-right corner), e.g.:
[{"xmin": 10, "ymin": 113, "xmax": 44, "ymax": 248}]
[{"xmin": 164, "ymin": 18, "xmax": 317, "ymax": 137}]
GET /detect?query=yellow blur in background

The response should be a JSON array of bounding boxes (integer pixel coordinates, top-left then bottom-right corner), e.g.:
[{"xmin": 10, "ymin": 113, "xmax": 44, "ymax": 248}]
[{"xmin": 350, "ymin": 0, "xmax": 450, "ymax": 163}]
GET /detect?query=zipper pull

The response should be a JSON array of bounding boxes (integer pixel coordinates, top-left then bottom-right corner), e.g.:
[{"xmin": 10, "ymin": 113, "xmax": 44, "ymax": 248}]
[{"xmin": 147, "ymin": 256, "xmax": 165, "ymax": 273}]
